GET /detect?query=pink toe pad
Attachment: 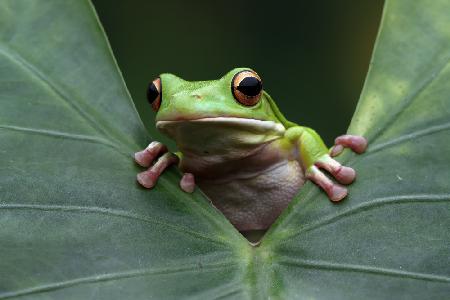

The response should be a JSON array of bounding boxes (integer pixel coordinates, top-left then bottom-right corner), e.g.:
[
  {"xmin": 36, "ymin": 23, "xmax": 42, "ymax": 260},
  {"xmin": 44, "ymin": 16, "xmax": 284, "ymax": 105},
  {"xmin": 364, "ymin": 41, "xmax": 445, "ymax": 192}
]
[
  {"xmin": 135, "ymin": 150, "xmax": 151, "ymax": 167},
  {"xmin": 335, "ymin": 135, "xmax": 368, "ymax": 154},
  {"xmin": 329, "ymin": 184, "xmax": 348, "ymax": 202},
  {"xmin": 180, "ymin": 173, "xmax": 195, "ymax": 193},
  {"xmin": 137, "ymin": 171, "xmax": 156, "ymax": 189},
  {"xmin": 335, "ymin": 166, "xmax": 356, "ymax": 184}
]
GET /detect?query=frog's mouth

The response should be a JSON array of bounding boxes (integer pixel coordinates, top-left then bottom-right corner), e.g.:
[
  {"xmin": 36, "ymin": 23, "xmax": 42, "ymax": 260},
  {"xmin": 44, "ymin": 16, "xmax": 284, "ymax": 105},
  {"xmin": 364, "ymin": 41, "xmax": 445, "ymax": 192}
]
[
  {"xmin": 156, "ymin": 117, "xmax": 286, "ymax": 153},
  {"xmin": 156, "ymin": 117, "xmax": 285, "ymax": 134}
]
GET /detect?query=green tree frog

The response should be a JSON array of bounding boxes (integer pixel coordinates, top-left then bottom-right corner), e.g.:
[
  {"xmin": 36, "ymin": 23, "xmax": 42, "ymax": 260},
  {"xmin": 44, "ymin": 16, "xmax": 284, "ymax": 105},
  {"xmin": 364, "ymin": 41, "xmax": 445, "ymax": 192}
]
[{"xmin": 135, "ymin": 68, "xmax": 367, "ymax": 231}]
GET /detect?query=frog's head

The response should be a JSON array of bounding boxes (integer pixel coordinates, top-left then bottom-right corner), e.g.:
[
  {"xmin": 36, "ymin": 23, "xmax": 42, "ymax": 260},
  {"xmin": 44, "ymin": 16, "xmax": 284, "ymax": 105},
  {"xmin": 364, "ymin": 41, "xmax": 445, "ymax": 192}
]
[
  {"xmin": 150, "ymin": 68, "xmax": 293, "ymax": 122},
  {"xmin": 147, "ymin": 68, "xmax": 293, "ymax": 151}
]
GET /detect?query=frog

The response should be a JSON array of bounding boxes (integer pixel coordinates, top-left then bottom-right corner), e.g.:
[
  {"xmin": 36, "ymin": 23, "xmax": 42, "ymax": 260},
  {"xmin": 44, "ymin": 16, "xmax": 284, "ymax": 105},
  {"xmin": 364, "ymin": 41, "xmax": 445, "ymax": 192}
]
[{"xmin": 134, "ymin": 68, "xmax": 367, "ymax": 231}]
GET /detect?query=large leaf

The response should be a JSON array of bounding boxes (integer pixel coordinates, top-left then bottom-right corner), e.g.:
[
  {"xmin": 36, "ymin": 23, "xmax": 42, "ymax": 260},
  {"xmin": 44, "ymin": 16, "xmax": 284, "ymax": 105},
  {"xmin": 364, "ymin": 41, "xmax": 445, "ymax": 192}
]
[
  {"xmin": 262, "ymin": 1, "xmax": 450, "ymax": 298},
  {"xmin": 0, "ymin": 0, "xmax": 448, "ymax": 299}
]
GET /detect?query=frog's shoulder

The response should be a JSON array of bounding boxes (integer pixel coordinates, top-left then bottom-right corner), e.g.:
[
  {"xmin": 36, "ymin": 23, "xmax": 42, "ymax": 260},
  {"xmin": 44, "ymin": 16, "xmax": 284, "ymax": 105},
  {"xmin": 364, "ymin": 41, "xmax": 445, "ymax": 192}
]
[{"xmin": 263, "ymin": 91, "xmax": 298, "ymax": 129}]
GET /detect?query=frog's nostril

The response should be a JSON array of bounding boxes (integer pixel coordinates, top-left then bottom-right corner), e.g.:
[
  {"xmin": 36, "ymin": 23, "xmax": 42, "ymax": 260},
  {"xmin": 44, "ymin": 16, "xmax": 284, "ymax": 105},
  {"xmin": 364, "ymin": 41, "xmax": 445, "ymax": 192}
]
[{"xmin": 191, "ymin": 94, "xmax": 202, "ymax": 100}]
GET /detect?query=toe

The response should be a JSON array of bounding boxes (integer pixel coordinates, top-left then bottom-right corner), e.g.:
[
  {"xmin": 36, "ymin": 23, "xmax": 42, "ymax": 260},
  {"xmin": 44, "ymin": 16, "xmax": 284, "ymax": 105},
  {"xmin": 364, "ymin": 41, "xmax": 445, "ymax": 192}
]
[
  {"xmin": 134, "ymin": 150, "xmax": 151, "ymax": 167},
  {"xmin": 335, "ymin": 135, "xmax": 368, "ymax": 154},
  {"xmin": 335, "ymin": 166, "xmax": 356, "ymax": 184},
  {"xmin": 180, "ymin": 173, "xmax": 195, "ymax": 193},
  {"xmin": 137, "ymin": 171, "xmax": 156, "ymax": 188},
  {"xmin": 329, "ymin": 184, "xmax": 348, "ymax": 202},
  {"xmin": 330, "ymin": 144, "xmax": 344, "ymax": 157}
]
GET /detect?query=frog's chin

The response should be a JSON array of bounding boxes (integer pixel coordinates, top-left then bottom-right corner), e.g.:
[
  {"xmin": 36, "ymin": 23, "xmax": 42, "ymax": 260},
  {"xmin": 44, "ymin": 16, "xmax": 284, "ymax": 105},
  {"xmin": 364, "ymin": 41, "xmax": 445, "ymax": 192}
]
[{"xmin": 156, "ymin": 117, "xmax": 285, "ymax": 134}]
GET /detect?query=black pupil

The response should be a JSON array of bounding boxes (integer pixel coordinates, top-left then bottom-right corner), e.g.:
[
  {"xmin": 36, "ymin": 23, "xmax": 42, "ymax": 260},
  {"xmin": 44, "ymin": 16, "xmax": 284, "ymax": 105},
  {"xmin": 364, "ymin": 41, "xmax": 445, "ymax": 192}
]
[
  {"xmin": 147, "ymin": 82, "xmax": 159, "ymax": 104},
  {"xmin": 237, "ymin": 77, "xmax": 262, "ymax": 97}
]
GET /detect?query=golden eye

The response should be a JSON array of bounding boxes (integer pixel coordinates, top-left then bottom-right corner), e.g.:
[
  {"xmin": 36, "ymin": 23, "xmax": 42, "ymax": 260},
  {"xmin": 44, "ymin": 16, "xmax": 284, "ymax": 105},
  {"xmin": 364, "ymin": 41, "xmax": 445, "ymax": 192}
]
[
  {"xmin": 231, "ymin": 70, "xmax": 263, "ymax": 106},
  {"xmin": 147, "ymin": 77, "xmax": 161, "ymax": 112}
]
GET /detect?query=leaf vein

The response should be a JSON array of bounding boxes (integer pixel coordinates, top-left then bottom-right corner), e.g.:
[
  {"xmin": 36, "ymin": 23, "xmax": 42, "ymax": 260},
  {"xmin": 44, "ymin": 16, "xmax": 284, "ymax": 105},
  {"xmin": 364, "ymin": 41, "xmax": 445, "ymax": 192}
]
[
  {"xmin": 0, "ymin": 124, "xmax": 129, "ymax": 157},
  {"xmin": 0, "ymin": 261, "xmax": 237, "ymax": 299},
  {"xmin": 281, "ymin": 194, "xmax": 450, "ymax": 240},
  {"xmin": 277, "ymin": 258, "xmax": 450, "ymax": 283},
  {"xmin": 0, "ymin": 203, "xmax": 229, "ymax": 246},
  {"xmin": 368, "ymin": 55, "xmax": 450, "ymax": 144},
  {"xmin": 364, "ymin": 121, "xmax": 450, "ymax": 157},
  {"xmin": 0, "ymin": 45, "xmax": 134, "ymax": 150}
]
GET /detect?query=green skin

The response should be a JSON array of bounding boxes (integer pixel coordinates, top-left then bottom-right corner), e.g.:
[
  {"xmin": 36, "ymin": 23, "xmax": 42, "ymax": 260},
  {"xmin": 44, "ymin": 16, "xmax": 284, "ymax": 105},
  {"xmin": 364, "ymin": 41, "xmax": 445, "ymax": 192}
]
[{"xmin": 135, "ymin": 68, "xmax": 367, "ymax": 231}]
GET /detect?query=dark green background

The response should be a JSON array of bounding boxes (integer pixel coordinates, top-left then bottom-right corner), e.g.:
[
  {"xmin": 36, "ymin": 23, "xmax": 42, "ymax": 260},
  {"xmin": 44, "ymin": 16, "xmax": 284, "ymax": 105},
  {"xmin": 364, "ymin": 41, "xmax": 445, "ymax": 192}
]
[{"xmin": 92, "ymin": 0, "xmax": 384, "ymax": 146}]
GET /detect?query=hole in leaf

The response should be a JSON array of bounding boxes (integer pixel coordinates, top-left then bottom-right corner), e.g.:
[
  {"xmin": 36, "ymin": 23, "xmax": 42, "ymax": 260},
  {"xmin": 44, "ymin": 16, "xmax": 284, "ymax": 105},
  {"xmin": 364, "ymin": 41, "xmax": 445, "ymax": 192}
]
[{"xmin": 241, "ymin": 230, "xmax": 266, "ymax": 244}]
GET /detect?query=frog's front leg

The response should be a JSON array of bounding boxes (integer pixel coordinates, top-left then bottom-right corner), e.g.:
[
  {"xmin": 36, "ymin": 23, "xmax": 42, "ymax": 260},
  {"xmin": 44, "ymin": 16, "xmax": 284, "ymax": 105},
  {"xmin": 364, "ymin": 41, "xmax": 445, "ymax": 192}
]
[
  {"xmin": 287, "ymin": 127, "xmax": 367, "ymax": 202},
  {"xmin": 134, "ymin": 141, "xmax": 196, "ymax": 193}
]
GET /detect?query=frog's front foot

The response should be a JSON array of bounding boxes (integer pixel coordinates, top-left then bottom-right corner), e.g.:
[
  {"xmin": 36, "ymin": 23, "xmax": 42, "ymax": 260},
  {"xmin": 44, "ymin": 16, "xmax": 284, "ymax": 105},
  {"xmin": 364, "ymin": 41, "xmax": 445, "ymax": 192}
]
[
  {"xmin": 307, "ymin": 135, "xmax": 367, "ymax": 202},
  {"xmin": 134, "ymin": 141, "xmax": 196, "ymax": 193},
  {"xmin": 306, "ymin": 155, "xmax": 353, "ymax": 202}
]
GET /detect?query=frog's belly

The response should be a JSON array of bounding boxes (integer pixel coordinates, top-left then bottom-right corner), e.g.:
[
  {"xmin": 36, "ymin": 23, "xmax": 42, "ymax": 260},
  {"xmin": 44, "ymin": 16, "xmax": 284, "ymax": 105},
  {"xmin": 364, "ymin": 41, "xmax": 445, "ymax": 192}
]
[{"xmin": 197, "ymin": 160, "xmax": 304, "ymax": 231}]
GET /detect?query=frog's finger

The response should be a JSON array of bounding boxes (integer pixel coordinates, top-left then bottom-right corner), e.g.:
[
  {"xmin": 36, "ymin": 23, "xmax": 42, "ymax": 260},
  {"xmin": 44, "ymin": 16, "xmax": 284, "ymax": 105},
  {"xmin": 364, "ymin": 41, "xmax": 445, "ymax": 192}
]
[
  {"xmin": 315, "ymin": 154, "xmax": 356, "ymax": 185},
  {"xmin": 180, "ymin": 173, "xmax": 195, "ymax": 193},
  {"xmin": 137, "ymin": 152, "xmax": 179, "ymax": 188},
  {"xmin": 329, "ymin": 144, "xmax": 344, "ymax": 157},
  {"xmin": 333, "ymin": 135, "xmax": 368, "ymax": 154},
  {"xmin": 134, "ymin": 141, "xmax": 168, "ymax": 167},
  {"xmin": 306, "ymin": 165, "xmax": 348, "ymax": 202}
]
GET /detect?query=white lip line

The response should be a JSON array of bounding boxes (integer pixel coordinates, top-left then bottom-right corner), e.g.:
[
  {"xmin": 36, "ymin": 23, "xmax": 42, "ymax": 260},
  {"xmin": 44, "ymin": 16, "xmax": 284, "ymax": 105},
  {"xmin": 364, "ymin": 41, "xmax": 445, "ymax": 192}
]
[
  {"xmin": 157, "ymin": 116, "xmax": 268, "ymax": 123},
  {"xmin": 156, "ymin": 117, "xmax": 286, "ymax": 132}
]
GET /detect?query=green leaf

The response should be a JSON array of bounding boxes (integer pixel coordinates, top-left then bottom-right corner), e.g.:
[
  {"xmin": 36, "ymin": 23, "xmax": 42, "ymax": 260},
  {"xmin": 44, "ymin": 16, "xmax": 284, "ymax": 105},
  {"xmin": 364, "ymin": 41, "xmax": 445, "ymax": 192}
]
[
  {"xmin": 261, "ymin": 0, "xmax": 450, "ymax": 298},
  {"xmin": 0, "ymin": 0, "xmax": 448, "ymax": 299},
  {"xmin": 0, "ymin": 1, "xmax": 247, "ymax": 299}
]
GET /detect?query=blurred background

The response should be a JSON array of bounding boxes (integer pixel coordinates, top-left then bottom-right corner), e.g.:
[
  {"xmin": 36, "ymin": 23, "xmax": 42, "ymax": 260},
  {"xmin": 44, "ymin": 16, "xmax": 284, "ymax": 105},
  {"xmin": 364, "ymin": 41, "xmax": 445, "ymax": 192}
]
[{"xmin": 92, "ymin": 0, "xmax": 384, "ymax": 146}]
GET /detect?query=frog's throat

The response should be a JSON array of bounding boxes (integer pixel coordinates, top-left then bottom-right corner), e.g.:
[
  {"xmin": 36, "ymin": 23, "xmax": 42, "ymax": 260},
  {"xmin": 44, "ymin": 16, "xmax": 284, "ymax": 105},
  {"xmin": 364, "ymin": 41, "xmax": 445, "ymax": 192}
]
[{"xmin": 156, "ymin": 117, "xmax": 286, "ymax": 134}]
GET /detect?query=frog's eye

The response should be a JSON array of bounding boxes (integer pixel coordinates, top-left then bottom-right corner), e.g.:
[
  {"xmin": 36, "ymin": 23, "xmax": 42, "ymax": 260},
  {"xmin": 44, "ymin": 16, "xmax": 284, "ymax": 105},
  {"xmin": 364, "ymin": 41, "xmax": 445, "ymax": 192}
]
[
  {"xmin": 231, "ymin": 70, "xmax": 263, "ymax": 106},
  {"xmin": 147, "ymin": 77, "xmax": 161, "ymax": 112}
]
